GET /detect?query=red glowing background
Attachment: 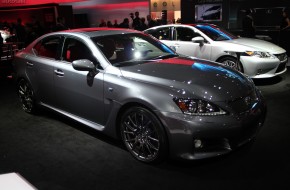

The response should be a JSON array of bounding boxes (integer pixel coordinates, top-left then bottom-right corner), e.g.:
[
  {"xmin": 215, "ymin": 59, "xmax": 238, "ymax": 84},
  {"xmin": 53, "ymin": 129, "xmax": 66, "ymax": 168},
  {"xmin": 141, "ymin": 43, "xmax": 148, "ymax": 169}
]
[
  {"xmin": 0, "ymin": 0, "xmax": 85, "ymax": 7},
  {"xmin": 73, "ymin": 2, "xmax": 149, "ymax": 10},
  {"xmin": 0, "ymin": 0, "xmax": 150, "ymax": 29}
]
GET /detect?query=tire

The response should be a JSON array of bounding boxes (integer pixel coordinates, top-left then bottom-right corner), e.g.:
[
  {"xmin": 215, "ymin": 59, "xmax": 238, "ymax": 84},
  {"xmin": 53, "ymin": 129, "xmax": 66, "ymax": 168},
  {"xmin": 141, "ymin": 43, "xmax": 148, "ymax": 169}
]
[
  {"xmin": 17, "ymin": 79, "xmax": 37, "ymax": 114},
  {"xmin": 120, "ymin": 106, "xmax": 168, "ymax": 163},
  {"xmin": 219, "ymin": 57, "xmax": 243, "ymax": 72}
]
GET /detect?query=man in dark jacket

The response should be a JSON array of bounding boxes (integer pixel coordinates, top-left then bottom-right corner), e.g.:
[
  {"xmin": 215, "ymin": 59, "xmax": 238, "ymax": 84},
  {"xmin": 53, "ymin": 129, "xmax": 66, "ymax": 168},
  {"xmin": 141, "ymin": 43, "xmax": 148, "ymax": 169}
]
[{"xmin": 242, "ymin": 9, "xmax": 256, "ymax": 38}]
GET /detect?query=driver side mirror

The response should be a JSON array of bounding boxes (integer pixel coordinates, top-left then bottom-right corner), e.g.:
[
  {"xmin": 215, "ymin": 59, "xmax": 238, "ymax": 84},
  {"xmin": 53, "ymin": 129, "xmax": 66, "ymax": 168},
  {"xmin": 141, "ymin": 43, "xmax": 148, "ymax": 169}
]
[
  {"xmin": 72, "ymin": 59, "xmax": 95, "ymax": 71},
  {"xmin": 192, "ymin": 36, "xmax": 205, "ymax": 46}
]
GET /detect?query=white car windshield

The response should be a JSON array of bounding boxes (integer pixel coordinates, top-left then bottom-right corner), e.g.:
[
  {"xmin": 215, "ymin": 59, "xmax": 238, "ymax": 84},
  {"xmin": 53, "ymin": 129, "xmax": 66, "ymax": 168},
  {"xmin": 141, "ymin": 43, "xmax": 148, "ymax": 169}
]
[{"xmin": 195, "ymin": 25, "xmax": 238, "ymax": 41}]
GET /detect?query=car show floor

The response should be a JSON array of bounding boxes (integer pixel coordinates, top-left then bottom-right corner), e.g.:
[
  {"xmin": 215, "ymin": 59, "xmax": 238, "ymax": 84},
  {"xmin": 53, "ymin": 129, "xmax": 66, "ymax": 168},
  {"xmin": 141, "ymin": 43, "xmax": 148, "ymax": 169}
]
[{"xmin": 0, "ymin": 60, "xmax": 290, "ymax": 190}]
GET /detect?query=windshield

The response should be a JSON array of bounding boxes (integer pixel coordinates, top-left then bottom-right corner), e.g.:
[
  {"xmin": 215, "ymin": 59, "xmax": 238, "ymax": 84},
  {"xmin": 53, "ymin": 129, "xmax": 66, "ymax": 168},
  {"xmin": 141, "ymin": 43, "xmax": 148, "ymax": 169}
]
[
  {"xmin": 92, "ymin": 33, "xmax": 177, "ymax": 67},
  {"xmin": 195, "ymin": 24, "xmax": 238, "ymax": 41}
]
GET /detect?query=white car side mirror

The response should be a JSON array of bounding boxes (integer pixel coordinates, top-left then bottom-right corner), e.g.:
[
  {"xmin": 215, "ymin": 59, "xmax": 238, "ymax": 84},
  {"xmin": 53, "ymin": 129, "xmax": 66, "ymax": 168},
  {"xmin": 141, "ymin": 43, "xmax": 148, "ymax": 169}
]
[{"xmin": 192, "ymin": 36, "xmax": 205, "ymax": 46}]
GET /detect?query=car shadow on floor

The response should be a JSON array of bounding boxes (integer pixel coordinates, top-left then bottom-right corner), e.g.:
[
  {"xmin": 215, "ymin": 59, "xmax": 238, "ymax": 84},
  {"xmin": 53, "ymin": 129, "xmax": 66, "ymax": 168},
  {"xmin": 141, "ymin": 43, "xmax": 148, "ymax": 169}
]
[
  {"xmin": 36, "ymin": 106, "xmax": 126, "ymax": 151},
  {"xmin": 253, "ymin": 75, "xmax": 283, "ymax": 86}
]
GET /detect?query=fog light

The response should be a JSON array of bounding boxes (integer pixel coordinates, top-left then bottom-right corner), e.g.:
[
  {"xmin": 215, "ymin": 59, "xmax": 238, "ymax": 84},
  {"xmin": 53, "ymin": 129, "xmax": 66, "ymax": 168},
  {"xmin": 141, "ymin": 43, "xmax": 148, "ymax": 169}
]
[{"xmin": 194, "ymin": 139, "xmax": 203, "ymax": 148}]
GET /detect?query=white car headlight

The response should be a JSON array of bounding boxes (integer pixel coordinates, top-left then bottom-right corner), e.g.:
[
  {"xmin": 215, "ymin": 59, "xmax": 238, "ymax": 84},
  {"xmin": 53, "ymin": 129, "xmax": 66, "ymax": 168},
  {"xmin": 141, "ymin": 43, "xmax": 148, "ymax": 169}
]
[
  {"xmin": 245, "ymin": 51, "xmax": 276, "ymax": 59},
  {"xmin": 173, "ymin": 98, "xmax": 227, "ymax": 116}
]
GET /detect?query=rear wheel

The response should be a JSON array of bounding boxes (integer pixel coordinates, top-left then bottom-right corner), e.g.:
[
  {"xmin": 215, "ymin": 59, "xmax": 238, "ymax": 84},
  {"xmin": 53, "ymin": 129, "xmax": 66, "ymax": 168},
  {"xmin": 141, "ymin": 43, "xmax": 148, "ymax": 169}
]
[
  {"xmin": 219, "ymin": 57, "xmax": 243, "ymax": 72},
  {"xmin": 120, "ymin": 106, "xmax": 168, "ymax": 163},
  {"xmin": 17, "ymin": 79, "xmax": 36, "ymax": 114}
]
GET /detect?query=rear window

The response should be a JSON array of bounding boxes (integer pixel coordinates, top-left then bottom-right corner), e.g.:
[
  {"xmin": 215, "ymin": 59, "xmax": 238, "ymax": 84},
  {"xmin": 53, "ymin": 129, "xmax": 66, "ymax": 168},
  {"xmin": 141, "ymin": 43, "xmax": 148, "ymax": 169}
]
[{"xmin": 33, "ymin": 36, "xmax": 61, "ymax": 59}]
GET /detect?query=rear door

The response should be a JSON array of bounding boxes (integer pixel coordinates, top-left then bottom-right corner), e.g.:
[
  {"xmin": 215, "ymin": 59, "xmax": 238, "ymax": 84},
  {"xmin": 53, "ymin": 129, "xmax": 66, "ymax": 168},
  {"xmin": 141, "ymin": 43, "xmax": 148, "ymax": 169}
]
[{"xmin": 27, "ymin": 35, "xmax": 62, "ymax": 105}]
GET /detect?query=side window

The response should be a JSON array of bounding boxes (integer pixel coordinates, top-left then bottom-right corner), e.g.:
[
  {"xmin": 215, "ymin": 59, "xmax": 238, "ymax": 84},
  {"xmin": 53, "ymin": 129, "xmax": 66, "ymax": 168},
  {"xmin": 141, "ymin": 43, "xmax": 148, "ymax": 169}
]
[
  {"xmin": 62, "ymin": 38, "xmax": 95, "ymax": 63},
  {"xmin": 147, "ymin": 27, "xmax": 171, "ymax": 40},
  {"xmin": 33, "ymin": 36, "xmax": 61, "ymax": 59},
  {"xmin": 175, "ymin": 27, "xmax": 200, "ymax": 41}
]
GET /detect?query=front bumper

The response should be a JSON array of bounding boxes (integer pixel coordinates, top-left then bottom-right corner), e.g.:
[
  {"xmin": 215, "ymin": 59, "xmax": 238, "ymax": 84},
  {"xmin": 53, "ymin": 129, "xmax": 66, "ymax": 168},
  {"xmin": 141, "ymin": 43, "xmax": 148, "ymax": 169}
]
[
  {"xmin": 241, "ymin": 55, "xmax": 287, "ymax": 78},
  {"xmin": 156, "ymin": 94, "xmax": 267, "ymax": 160}
]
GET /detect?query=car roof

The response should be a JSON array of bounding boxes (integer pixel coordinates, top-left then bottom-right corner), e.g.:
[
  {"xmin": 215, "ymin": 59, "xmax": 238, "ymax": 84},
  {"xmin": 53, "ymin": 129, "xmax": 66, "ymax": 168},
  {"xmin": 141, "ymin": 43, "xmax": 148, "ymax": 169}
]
[
  {"xmin": 145, "ymin": 23, "xmax": 217, "ymax": 30},
  {"xmin": 52, "ymin": 27, "xmax": 140, "ymax": 38}
]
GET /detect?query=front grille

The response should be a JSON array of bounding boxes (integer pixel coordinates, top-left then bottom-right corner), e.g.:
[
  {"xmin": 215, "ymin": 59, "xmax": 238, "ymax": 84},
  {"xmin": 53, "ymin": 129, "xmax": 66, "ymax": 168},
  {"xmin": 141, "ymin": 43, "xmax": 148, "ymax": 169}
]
[
  {"xmin": 274, "ymin": 53, "xmax": 287, "ymax": 74},
  {"xmin": 275, "ymin": 53, "xmax": 288, "ymax": 62}
]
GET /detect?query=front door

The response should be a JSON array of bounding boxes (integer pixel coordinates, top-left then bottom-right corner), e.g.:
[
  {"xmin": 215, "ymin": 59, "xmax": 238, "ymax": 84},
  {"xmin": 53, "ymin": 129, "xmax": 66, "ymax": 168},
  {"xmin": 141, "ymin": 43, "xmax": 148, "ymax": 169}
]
[{"xmin": 53, "ymin": 37, "xmax": 105, "ymax": 126}]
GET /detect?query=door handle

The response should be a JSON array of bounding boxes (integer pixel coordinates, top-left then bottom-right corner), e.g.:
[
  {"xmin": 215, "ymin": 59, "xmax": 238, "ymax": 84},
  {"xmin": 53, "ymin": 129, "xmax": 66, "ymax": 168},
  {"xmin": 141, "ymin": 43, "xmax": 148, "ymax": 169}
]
[
  {"xmin": 26, "ymin": 61, "xmax": 33, "ymax": 67},
  {"xmin": 54, "ymin": 69, "xmax": 64, "ymax": 77}
]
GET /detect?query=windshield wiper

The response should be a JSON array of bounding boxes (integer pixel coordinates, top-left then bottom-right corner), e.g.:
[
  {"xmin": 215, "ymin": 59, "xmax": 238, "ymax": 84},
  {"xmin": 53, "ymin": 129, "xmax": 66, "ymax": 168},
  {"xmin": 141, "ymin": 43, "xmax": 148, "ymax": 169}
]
[
  {"xmin": 152, "ymin": 54, "xmax": 178, "ymax": 60},
  {"xmin": 113, "ymin": 59, "xmax": 156, "ymax": 67}
]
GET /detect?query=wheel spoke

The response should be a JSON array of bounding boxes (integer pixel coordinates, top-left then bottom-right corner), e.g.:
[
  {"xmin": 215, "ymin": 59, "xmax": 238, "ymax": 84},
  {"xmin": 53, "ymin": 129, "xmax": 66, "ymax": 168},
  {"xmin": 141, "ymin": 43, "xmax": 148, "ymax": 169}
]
[
  {"xmin": 145, "ymin": 143, "xmax": 153, "ymax": 156},
  {"xmin": 146, "ymin": 140, "xmax": 159, "ymax": 151},
  {"xmin": 138, "ymin": 144, "xmax": 145, "ymax": 158},
  {"xmin": 143, "ymin": 120, "xmax": 152, "ymax": 128},
  {"xmin": 140, "ymin": 113, "xmax": 144, "ymax": 126},
  {"xmin": 124, "ymin": 121, "xmax": 136, "ymax": 132},
  {"xmin": 147, "ymin": 136, "xmax": 159, "ymax": 142},
  {"xmin": 123, "ymin": 130, "xmax": 135, "ymax": 135},
  {"xmin": 125, "ymin": 137, "xmax": 136, "ymax": 143},
  {"xmin": 19, "ymin": 87, "xmax": 25, "ymax": 96},
  {"xmin": 128, "ymin": 115, "xmax": 137, "ymax": 128}
]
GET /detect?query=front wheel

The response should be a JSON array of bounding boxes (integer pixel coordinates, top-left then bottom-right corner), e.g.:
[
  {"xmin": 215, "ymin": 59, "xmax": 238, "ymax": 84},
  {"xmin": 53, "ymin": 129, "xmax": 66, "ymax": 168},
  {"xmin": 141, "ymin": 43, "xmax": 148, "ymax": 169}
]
[
  {"xmin": 219, "ymin": 57, "xmax": 243, "ymax": 72},
  {"xmin": 17, "ymin": 79, "xmax": 37, "ymax": 114},
  {"xmin": 120, "ymin": 106, "xmax": 168, "ymax": 163}
]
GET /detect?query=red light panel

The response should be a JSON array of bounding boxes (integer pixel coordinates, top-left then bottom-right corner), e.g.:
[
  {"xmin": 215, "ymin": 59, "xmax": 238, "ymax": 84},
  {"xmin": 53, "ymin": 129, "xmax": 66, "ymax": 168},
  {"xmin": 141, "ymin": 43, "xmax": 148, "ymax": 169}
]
[{"xmin": 0, "ymin": 0, "xmax": 85, "ymax": 7}]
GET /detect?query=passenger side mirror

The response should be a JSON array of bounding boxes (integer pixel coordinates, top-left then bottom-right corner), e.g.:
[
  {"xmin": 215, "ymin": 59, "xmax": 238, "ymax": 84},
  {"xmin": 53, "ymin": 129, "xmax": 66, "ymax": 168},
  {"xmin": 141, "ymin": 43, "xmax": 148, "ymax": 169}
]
[
  {"xmin": 192, "ymin": 36, "xmax": 204, "ymax": 46},
  {"xmin": 72, "ymin": 59, "xmax": 95, "ymax": 71},
  {"xmin": 169, "ymin": 46, "xmax": 177, "ymax": 52}
]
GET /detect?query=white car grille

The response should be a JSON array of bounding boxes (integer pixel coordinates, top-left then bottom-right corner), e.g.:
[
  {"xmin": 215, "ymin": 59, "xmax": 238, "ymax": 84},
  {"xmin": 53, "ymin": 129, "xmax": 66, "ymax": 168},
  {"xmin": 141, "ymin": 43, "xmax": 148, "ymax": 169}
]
[{"xmin": 275, "ymin": 53, "xmax": 288, "ymax": 62}]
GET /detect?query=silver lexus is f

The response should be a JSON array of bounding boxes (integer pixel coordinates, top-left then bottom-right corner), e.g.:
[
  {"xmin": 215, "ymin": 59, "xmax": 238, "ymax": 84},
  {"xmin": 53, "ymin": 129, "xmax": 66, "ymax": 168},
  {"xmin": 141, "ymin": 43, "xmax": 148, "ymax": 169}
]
[{"xmin": 12, "ymin": 28, "xmax": 267, "ymax": 163}]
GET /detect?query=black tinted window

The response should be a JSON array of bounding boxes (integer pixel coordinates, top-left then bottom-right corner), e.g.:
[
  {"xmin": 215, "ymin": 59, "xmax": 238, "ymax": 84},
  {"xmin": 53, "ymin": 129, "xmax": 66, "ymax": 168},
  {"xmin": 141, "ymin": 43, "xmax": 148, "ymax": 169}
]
[
  {"xmin": 146, "ymin": 27, "xmax": 171, "ymax": 40},
  {"xmin": 33, "ymin": 36, "xmax": 61, "ymax": 59},
  {"xmin": 175, "ymin": 27, "xmax": 200, "ymax": 41},
  {"xmin": 62, "ymin": 38, "xmax": 95, "ymax": 63}
]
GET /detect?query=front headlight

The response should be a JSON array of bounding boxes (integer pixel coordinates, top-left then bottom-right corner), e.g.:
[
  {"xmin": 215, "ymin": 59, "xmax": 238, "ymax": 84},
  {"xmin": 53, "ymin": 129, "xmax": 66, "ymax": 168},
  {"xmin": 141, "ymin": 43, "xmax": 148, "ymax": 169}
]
[
  {"xmin": 173, "ymin": 98, "xmax": 227, "ymax": 116},
  {"xmin": 244, "ymin": 51, "xmax": 276, "ymax": 59}
]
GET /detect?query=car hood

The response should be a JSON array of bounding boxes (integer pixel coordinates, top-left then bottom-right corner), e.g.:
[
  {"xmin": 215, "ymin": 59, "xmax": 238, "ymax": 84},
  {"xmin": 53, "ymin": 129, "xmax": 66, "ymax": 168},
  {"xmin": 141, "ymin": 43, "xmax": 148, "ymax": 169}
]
[
  {"xmin": 219, "ymin": 38, "xmax": 285, "ymax": 54},
  {"xmin": 119, "ymin": 57, "xmax": 254, "ymax": 102}
]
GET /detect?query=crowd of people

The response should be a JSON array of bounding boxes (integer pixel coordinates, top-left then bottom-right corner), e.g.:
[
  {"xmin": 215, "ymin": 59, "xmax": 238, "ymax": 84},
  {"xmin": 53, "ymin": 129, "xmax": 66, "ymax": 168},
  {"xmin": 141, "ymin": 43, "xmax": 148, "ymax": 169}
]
[
  {"xmin": 0, "ymin": 17, "xmax": 45, "ymax": 47},
  {"xmin": 98, "ymin": 12, "xmax": 174, "ymax": 31},
  {"xmin": 0, "ymin": 12, "xmax": 172, "ymax": 47},
  {"xmin": 1, "ymin": 9, "xmax": 289, "ymax": 57},
  {"xmin": 0, "ymin": 16, "xmax": 71, "ymax": 61}
]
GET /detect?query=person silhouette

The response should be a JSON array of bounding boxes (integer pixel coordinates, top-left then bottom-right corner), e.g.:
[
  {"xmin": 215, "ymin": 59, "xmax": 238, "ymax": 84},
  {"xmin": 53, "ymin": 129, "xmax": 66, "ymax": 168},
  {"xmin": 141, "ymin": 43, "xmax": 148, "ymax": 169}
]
[
  {"xmin": 279, "ymin": 8, "xmax": 290, "ymax": 56},
  {"xmin": 242, "ymin": 9, "xmax": 255, "ymax": 38}
]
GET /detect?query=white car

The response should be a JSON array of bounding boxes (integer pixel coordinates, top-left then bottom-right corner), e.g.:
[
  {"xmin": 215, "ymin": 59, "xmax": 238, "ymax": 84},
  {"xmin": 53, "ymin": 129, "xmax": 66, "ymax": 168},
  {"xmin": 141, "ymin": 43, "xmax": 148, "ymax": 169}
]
[{"xmin": 144, "ymin": 24, "xmax": 288, "ymax": 78}]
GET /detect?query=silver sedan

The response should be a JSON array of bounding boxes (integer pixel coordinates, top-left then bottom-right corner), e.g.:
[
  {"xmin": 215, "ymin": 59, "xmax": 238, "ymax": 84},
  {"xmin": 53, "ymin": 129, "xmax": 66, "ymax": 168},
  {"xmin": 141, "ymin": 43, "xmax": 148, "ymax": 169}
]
[
  {"xmin": 12, "ymin": 28, "xmax": 267, "ymax": 163},
  {"xmin": 144, "ymin": 24, "xmax": 288, "ymax": 78}
]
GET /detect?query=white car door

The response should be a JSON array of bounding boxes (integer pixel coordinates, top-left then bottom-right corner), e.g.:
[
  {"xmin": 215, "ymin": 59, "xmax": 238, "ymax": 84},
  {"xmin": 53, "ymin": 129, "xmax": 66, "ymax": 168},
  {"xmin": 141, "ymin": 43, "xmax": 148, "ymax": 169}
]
[{"xmin": 168, "ymin": 26, "xmax": 212, "ymax": 60}]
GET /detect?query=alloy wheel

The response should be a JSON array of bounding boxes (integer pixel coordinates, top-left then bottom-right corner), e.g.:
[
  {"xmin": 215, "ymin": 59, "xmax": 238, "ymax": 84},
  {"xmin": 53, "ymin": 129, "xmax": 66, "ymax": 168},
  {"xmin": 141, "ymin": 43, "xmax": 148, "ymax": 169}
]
[
  {"xmin": 221, "ymin": 57, "xmax": 243, "ymax": 72},
  {"xmin": 18, "ymin": 80, "xmax": 35, "ymax": 113},
  {"xmin": 120, "ymin": 107, "xmax": 167, "ymax": 163}
]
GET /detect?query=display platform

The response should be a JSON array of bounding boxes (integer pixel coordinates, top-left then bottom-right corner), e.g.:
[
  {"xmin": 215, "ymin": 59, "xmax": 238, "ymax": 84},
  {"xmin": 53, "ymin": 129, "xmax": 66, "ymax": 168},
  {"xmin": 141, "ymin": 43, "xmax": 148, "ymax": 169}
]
[{"xmin": 0, "ymin": 173, "xmax": 36, "ymax": 190}]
